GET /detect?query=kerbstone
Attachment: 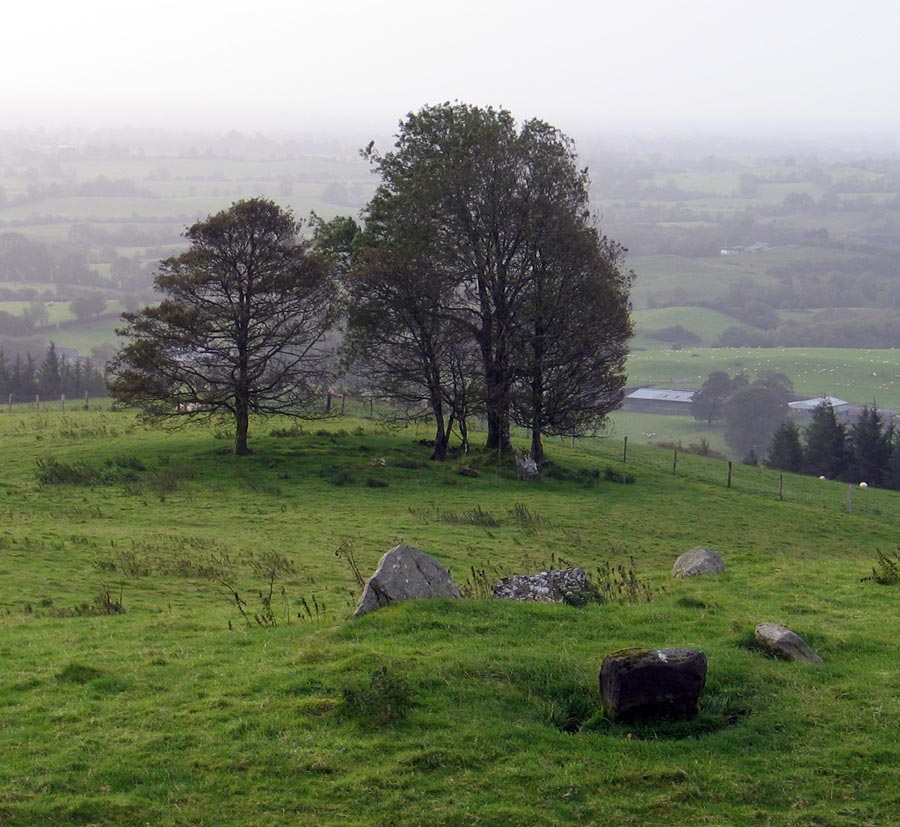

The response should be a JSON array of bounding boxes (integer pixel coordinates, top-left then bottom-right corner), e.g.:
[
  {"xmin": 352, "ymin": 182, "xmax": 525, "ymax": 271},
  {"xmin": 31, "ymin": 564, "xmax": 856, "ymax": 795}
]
[
  {"xmin": 755, "ymin": 623, "xmax": 823, "ymax": 664},
  {"xmin": 355, "ymin": 544, "xmax": 461, "ymax": 616},
  {"xmin": 600, "ymin": 647, "xmax": 708, "ymax": 721}
]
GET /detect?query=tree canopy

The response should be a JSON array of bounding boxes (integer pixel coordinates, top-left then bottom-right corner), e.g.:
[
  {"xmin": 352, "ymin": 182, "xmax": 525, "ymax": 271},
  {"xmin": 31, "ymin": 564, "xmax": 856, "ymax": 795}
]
[
  {"xmin": 348, "ymin": 103, "xmax": 632, "ymax": 461},
  {"xmin": 108, "ymin": 199, "xmax": 338, "ymax": 455}
]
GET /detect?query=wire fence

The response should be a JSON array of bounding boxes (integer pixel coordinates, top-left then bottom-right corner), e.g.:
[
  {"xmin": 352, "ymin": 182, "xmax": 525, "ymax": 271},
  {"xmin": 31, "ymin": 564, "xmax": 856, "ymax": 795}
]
[
  {"xmin": 574, "ymin": 433, "xmax": 900, "ymax": 529},
  {"xmin": 5, "ymin": 392, "xmax": 899, "ymax": 531}
]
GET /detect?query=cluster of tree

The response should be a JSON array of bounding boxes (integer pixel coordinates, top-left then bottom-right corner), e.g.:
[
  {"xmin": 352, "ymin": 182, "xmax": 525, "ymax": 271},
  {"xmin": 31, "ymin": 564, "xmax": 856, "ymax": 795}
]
[
  {"xmin": 767, "ymin": 403, "xmax": 900, "ymax": 488},
  {"xmin": 4, "ymin": 176, "xmax": 154, "ymax": 208},
  {"xmin": 108, "ymin": 105, "xmax": 634, "ymax": 460},
  {"xmin": 692, "ymin": 370, "xmax": 794, "ymax": 458},
  {"xmin": 0, "ymin": 233, "xmax": 101, "ymax": 285},
  {"xmin": 0, "ymin": 344, "xmax": 107, "ymax": 401},
  {"xmin": 341, "ymin": 104, "xmax": 632, "ymax": 463}
]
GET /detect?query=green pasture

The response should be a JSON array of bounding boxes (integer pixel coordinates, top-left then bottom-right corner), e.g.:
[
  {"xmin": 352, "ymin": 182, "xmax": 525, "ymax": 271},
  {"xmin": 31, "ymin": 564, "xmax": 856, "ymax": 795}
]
[
  {"xmin": 628, "ymin": 346, "xmax": 900, "ymax": 409},
  {"xmin": 632, "ymin": 306, "xmax": 740, "ymax": 345},
  {"xmin": 0, "ymin": 406, "xmax": 897, "ymax": 826},
  {"xmin": 628, "ymin": 252, "xmax": 780, "ymax": 306},
  {"xmin": 39, "ymin": 317, "xmax": 123, "ymax": 355},
  {"xmin": 603, "ymin": 410, "xmax": 728, "ymax": 454},
  {"xmin": 0, "ymin": 301, "xmax": 72, "ymax": 324}
]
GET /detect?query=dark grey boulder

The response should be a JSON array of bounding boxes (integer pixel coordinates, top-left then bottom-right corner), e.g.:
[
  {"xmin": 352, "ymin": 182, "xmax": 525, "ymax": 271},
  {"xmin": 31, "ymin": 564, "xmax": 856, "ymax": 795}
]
[
  {"xmin": 493, "ymin": 567, "xmax": 593, "ymax": 604},
  {"xmin": 600, "ymin": 647, "xmax": 707, "ymax": 721},
  {"xmin": 755, "ymin": 623, "xmax": 823, "ymax": 664},
  {"xmin": 355, "ymin": 544, "xmax": 461, "ymax": 617},
  {"xmin": 673, "ymin": 547, "xmax": 725, "ymax": 578}
]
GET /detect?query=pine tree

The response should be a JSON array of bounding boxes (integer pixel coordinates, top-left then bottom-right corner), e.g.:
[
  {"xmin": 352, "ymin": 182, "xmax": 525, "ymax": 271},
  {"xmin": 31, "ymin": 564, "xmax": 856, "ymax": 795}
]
[
  {"xmin": 848, "ymin": 405, "xmax": 891, "ymax": 486},
  {"xmin": 766, "ymin": 421, "xmax": 804, "ymax": 472},
  {"xmin": 38, "ymin": 343, "xmax": 62, "ymax": 399},
  {"xmin": 804, "ymin": 401, "xmax": 849, "ymax": 479}
]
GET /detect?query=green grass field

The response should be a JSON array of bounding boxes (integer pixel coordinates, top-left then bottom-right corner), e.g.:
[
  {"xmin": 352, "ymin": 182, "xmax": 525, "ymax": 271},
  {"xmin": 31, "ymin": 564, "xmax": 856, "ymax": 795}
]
[
  {"xmin": 627, "ymin": 346, "xmax": 900, "ymax": 409},
  {"xmin": 632, "ymin": 306, "xmax": 741, "ymax": 346},
  {"xmin": 0, "ymin": 405, "xmax": 897, "ymax": 826}
]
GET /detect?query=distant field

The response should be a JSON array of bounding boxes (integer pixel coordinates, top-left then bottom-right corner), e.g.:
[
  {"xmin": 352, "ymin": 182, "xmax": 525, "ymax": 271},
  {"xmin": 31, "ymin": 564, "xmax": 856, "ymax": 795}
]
[
  {"xmin": 627, "ymin": 245, "xmax": 888, "ymax": 309},
  {"xmin": 603, "ymin": 410, "xmax": 728, "ymax": 454},
  {"xmin": 41, "ymin": 317, "xmax": 123, "ymax": 355},
  {"xmin": 632, "ymin": 306, "xmax": 740, "ymax": 345},
  {"xmin": 627, "ymin": 346, "xmax": 900, "ymax": 409}
]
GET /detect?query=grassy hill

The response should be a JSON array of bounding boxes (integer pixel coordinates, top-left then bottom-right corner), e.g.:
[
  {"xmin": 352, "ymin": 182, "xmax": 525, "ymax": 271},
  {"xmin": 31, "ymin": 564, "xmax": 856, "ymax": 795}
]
[{"xmin": 0, "ymin": 405, "xmax": 897, "ymax": 826}]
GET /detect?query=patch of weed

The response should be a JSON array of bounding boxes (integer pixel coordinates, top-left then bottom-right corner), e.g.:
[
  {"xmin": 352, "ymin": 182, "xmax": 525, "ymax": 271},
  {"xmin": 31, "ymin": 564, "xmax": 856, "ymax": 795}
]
[{"xmin": 340, "ymin": 665, "xmax": 412, "ymax": 726}]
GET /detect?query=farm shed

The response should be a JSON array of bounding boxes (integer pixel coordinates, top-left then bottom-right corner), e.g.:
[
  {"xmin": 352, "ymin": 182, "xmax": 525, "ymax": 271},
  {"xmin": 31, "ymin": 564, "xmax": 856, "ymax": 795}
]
[
  {"xmin": 788, "ymin": 396, "xmax": 850, "ymax": 419},
  {"xmin": 623, "ymin": 387, "xmax": 695, "ymax": 415}
]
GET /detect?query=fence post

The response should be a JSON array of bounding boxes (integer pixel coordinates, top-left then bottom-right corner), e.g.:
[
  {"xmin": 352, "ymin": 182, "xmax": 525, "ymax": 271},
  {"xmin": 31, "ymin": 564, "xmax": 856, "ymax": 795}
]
[
  {"xmin": 84, "ymin": 391, "xmax": 89, "ymax": 409},
  {"xmin": 35, "ymin": 394, "xmax": 40, "ymax": 410},
  {"xmin": 779, "ymin": 474, "xmax": 784, "ymax": 501},
  {"xmin": 61, "ymin": 393, "xmax": 66, "ymax": 412},
  {"xmin": 846, "ymin": 484, "xmax": 853, "ymax": 514},
  {"xmin": 727, "ymin": 461, "xmax": 733, "ymax": 489},
  {"xmin": 340, "ymin": 393, "xmax": 346, "ymax": 415},
  {"xmin": 672, "ymin": 449, "xmax": 678, "ymax": 475},
  {"xmin": 7, "ymin": 394, "xmax": 11, "ymax": 413},
  {"xmin": 623, "ymin": 435, "xmax": 628, "ymax": 463}
]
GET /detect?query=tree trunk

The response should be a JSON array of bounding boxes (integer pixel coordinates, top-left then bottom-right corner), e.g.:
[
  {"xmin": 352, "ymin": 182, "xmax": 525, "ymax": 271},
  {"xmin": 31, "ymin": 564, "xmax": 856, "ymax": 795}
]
[
  {"xmin": 430, "ymin": 391, "xmax": 448, "ymax": 462},
  {"xmin": 530, "ymin": 428, "xmax": 544, "ymax": 466},
  {"xmin": 484, "ymin": 371, "xmax": 512, "ymax": 455},
  {"xmin": 234, "ymin": 400, "xmax": 252, "ymax": 455},
  {"xmin": 432, "ymin": 430, "xmax": 449, "ymax": 461}
]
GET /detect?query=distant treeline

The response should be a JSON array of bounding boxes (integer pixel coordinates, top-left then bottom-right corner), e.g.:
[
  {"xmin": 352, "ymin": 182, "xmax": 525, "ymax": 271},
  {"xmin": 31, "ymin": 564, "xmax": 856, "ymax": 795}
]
[
  {"xmin": 0, "ymin": 343, "xmax": 106, "ymax": 402},
  {"xmin": 0, "ymin": 232, "xmax": 154, "ymax": 290},
  {"xmin": 0, "ymin": 176, "xmax": 155, "ymax": 208}
]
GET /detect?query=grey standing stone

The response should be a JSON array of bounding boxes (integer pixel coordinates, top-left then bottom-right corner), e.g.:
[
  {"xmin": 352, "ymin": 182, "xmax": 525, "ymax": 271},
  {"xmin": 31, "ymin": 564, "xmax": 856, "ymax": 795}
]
[
  {"xmin": 600, "ymin": 647, "xmax": 708, "ymax": 721},
  {"xmin": 355, "ymin": 544, "xmax": 461, "ymax": 617},
  {"xmin": 754, "ymin": 623, "xmax": 823, "ymax": 664},
  {"xmin": 673, "ymin": 547, "xmax": 725, "ymax": 578}
]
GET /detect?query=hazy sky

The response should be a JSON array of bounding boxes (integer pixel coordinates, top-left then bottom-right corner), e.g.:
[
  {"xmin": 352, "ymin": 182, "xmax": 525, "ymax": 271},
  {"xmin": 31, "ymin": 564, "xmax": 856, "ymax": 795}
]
[{"xmin": 3, "ymin": 0, "xmax": 899, "ymax": 137}]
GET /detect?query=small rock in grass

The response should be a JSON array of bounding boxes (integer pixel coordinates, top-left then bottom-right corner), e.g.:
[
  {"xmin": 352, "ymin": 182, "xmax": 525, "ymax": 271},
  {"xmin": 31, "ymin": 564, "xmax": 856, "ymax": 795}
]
[
  {"xmin": 673, "ymin": 547, "xmax": 725, "ymax": 578},
  {"xmin": 754, "ymin": 623, "xmax": 823, "ymax": 664}
]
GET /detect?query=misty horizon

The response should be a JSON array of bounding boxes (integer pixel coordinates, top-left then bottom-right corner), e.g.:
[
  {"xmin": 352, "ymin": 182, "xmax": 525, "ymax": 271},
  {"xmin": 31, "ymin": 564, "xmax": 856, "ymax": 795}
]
[{"xmin": 3, "ymin": 0, "xmax": 899, "ymax": 147}]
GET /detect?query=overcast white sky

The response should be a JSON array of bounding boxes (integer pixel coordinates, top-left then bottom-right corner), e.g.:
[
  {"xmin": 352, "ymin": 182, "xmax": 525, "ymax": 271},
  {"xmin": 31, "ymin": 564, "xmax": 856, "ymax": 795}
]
[{"xmin": 2, "ymin": 0, "xmax": 898, "ymax": 138}]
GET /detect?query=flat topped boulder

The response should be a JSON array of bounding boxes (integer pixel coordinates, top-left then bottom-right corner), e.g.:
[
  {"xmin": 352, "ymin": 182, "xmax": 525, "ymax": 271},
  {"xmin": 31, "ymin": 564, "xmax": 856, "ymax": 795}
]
[
  {"xmin": 355, "ymin": 544, "xmax": 461, "ymax": 617},
  {"xmin": 673, "ymin": 547, "xmax": 725, "ymax": 578},
  {"xmin": 755, "ymin": 623, "xmax": 823, "ymax": 664},
  {"xmin": 493, "ymin": 567, "xmax": 591, "ymax": 604},
  {"xmin": 600, "ymin": 647, "xmax": 708, "ymax": 721}
]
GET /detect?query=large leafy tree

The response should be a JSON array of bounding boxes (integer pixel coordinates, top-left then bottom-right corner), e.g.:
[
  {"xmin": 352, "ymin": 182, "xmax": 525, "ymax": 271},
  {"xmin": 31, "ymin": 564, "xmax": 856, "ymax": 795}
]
[
  {"xmin": 724, "ymin": 385, "xmax": 788, "ymax": 459},
  {"xmin": 691, "ymin": 371, "xmax": 736, "ymax": 424},
  {"xmin": 355, "ymin": 103, "xmax": 631, "ymax": 458},
  {"xmin": 108, "ymin": 199, "xmax": 338, "ymax": 455}
]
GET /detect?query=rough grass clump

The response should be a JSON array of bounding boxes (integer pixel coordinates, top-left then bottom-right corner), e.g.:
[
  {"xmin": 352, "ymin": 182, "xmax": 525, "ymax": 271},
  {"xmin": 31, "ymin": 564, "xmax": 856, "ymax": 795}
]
[
  {"xmin": 56, "ymin": 663, "xmax": 103, "ymax": 684},
  {"xmin": 604, "ymin": 466, "xmax": 636, "ymax": 484},
  {"xmin": 593, "ymin": 558, "xmax": 656, "ymax": 604},
  {"xmin": 340, "ymin": 665, "xmax": 412, "ymax": 726}
]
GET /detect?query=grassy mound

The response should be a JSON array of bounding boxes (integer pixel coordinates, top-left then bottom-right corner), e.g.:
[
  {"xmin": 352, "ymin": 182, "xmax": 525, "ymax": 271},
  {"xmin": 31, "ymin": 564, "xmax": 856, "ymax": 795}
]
[{"xmin": 0, "ymin": 405, "xmax": 896, "ymax": 826}]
